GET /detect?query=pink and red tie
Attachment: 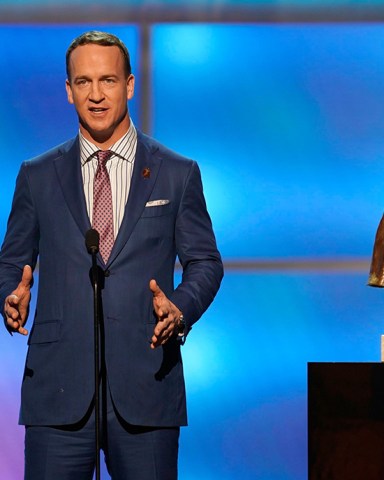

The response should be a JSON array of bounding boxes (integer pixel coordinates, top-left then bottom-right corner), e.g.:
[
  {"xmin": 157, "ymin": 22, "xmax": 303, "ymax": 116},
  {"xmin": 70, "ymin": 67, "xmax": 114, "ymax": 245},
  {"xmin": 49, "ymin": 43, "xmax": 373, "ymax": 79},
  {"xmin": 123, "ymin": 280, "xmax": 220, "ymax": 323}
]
[{"xmin": 92, "ymin": 150, "xmax": 114, "ymax": 264}]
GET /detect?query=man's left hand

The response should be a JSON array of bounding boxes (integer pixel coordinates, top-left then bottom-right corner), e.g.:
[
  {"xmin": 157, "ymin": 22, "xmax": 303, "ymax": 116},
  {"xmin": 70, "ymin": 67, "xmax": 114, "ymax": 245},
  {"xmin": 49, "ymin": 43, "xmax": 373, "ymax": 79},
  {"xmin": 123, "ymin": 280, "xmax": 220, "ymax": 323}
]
[{"xmin": 149, "ymin": 279, "xmax": 182, "ymax": 349}]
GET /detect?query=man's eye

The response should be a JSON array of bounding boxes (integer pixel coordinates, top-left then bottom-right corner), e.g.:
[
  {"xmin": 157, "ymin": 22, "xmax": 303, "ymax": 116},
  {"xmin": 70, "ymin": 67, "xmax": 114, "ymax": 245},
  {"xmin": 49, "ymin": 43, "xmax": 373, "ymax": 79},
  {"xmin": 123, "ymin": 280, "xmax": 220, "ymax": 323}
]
[
  {"xmin": 104, "ymin": 78, "xmax": 115, "ymax": 84},
  {"xmin": 76, "ymin": 79, "xmax": 88, "ymax": 86}
]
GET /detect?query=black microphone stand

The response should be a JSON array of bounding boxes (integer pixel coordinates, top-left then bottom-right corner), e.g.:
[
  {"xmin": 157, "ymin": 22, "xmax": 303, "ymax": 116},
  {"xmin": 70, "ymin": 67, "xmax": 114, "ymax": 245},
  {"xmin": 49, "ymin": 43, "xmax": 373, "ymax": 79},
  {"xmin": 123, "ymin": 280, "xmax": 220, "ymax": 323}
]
[{"xmin": 86, "ymin": 229, "xmax": 102, "ymax": 480}]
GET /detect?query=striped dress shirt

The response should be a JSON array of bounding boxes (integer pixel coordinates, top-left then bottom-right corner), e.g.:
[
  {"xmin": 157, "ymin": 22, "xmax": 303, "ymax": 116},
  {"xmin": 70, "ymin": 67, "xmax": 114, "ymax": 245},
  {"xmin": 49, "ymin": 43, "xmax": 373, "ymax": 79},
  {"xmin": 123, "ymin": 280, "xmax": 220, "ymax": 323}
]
[{"xmin": 80, "ymin": 122, "xmax": 137, "ymax": 239}]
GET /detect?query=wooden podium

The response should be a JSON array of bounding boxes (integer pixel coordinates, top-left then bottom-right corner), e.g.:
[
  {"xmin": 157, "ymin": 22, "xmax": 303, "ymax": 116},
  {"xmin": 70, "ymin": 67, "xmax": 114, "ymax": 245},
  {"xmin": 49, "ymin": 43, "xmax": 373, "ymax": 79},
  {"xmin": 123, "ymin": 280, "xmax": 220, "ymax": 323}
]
[{"xmin": 308, "ymin": 362, "xmax": 384, "ymax": 480}]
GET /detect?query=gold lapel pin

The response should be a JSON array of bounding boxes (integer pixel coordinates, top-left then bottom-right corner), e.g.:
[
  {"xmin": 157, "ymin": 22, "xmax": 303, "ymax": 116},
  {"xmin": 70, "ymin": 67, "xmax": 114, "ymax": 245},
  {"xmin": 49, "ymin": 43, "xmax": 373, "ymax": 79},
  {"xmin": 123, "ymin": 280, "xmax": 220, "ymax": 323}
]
[{"xmin": 142, "ymin": 167, "xmax": 151, "ymax": 179}]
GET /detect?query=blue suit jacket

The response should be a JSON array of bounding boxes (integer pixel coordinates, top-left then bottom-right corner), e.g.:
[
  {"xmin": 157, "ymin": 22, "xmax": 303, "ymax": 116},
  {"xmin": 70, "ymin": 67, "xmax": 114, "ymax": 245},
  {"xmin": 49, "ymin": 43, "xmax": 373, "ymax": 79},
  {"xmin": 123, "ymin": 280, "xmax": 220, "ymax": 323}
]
[{"xmin": 0, "ymin": 131, "xmax": 223, "ymax": 427}]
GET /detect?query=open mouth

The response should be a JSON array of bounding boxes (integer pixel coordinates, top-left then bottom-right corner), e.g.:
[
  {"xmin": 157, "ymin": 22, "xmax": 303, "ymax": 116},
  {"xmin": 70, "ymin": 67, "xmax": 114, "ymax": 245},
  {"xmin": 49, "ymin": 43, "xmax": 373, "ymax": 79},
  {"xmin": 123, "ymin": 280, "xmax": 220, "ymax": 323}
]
[{"xmin": 89, "ymin": 107, "xmax": 108, "ymax": 113}]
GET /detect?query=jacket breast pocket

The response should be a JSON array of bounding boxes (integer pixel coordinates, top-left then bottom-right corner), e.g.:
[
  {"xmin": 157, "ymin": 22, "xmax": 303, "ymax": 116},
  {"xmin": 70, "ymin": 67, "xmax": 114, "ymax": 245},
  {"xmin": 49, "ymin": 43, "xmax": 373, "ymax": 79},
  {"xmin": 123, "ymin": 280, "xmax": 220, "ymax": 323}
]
[
  {"xmin": 141, "ymin": 203, "xmax": 172, "ymax": 218},
  {"xmin": 28, "ymin": 320, "xmax": 60, "ymax": 345}
]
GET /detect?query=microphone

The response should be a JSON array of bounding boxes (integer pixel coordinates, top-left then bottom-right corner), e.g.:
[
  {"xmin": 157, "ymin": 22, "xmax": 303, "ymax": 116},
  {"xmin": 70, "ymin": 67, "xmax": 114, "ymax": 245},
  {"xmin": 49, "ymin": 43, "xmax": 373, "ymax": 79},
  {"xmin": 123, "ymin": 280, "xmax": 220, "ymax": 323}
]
[
  {"xmin": 85, "ymin": 229, "xmax": 99, "ymax": 255},
  {"xmin": 85, "ymin": 228, "xmax": 102, "ymax": 477}
]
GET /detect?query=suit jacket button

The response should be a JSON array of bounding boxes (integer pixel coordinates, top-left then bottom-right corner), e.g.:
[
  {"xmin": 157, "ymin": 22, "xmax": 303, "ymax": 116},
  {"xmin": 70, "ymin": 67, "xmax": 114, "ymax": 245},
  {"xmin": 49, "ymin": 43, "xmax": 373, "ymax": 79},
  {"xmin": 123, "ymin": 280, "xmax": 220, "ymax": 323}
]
[{"xmin": 104, "ymin": 269, "xmax": 110, "ymax": 277}]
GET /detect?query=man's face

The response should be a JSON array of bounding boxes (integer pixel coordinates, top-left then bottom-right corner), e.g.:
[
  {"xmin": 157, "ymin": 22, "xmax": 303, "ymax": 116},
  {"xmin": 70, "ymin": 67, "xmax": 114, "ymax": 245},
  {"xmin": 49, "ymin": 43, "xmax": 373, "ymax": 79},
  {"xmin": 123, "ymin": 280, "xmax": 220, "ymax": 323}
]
[{"xmin": 65, "ymin": 44, "xmax": 134, "ymax": 147}]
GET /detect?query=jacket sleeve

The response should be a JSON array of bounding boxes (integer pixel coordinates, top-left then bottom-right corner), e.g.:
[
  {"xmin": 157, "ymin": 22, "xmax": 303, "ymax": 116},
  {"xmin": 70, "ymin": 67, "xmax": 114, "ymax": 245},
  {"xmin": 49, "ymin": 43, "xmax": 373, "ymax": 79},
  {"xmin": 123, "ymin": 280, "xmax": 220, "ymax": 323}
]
[
  {"xmin": 0, "ymin": 163, "xmax": 39, "ymax": 322},
  {"xmin": 170, "ymin": 161, "xmax": 223, "ymax": 338}
]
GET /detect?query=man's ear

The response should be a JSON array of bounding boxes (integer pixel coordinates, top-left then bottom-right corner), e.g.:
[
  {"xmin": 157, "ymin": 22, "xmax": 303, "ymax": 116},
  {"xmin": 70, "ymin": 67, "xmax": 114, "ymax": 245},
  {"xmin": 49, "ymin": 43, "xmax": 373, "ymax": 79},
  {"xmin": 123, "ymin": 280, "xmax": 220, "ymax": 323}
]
[
  {"xmin": 126, "ymin": 74, "xmax": 135, "ymax": 101},
  {"xmin": 65, "ymin": 79, "xmax": 74, "ymax": 104}
]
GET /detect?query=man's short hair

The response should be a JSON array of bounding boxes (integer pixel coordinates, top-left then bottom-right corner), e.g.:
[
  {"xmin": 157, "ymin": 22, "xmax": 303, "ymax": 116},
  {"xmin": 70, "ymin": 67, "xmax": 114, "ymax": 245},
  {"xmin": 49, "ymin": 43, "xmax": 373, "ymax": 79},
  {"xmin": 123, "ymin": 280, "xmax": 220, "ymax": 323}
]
[{"xmin": 66, "ymin": 30, "xmax": 132, "ymax": 80}]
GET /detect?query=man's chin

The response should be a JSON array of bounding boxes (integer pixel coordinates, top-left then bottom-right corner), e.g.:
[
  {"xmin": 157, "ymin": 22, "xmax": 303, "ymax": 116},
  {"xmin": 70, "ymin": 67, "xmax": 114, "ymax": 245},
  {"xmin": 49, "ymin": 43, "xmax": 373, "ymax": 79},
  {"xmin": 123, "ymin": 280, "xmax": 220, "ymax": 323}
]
[
  {"xmin": 78, "ymin": 112, "xmax": 129, "ymax": 146},
  {"xmin": 79, "ymin": 121, "xmax": 113, "ymax": 144}
]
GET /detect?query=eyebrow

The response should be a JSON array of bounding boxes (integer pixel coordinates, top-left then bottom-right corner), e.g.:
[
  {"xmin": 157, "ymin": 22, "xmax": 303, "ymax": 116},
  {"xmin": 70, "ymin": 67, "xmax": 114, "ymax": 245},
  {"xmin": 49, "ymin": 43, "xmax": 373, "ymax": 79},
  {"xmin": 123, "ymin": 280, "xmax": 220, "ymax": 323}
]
[{"xmin": 74, "ymin": 74, "xmax": 119, "ymax": 79}]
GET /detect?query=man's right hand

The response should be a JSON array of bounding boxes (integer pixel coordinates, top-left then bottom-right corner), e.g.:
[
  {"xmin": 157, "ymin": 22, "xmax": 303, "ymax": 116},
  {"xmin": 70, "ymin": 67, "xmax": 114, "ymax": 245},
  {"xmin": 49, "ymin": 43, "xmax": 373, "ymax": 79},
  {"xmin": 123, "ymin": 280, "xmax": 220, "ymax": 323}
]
[{"xmin": 4, "ymin": 265, "xmax": 33, "ymax": 335}]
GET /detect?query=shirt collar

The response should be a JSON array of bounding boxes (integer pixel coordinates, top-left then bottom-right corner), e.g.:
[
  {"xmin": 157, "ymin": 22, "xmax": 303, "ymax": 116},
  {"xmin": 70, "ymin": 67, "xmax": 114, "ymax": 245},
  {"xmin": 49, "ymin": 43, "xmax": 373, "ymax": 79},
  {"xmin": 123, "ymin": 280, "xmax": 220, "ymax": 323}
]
[{"xmin": 79, "ymin": 121, "xmax": 137, "ymax": 166}]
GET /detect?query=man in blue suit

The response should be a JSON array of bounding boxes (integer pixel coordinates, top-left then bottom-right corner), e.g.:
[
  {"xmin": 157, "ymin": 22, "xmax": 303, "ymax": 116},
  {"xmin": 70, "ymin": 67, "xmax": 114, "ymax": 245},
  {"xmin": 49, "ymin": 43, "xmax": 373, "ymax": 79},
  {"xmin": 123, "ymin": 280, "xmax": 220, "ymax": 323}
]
[{"xmin": 0, "ymin": 31, "xmax": 223, "ymax": 479}]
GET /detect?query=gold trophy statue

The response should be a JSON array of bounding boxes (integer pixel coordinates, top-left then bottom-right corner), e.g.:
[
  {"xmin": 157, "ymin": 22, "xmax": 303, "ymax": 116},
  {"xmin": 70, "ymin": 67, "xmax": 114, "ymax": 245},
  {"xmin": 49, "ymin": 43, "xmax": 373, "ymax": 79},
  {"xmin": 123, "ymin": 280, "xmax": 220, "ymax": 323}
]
[{"xmin": 368, "ymin": 214, "xmax": 384, "ymax": 287}]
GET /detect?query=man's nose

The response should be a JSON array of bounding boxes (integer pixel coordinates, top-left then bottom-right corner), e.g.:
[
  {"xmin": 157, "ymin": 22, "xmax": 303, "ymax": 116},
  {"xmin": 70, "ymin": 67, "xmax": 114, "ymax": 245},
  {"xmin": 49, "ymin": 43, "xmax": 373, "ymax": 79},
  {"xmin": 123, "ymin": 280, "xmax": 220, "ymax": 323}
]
[{"xmin": 89, "ymin": 82, "xmax": 104, "ymax": 102}]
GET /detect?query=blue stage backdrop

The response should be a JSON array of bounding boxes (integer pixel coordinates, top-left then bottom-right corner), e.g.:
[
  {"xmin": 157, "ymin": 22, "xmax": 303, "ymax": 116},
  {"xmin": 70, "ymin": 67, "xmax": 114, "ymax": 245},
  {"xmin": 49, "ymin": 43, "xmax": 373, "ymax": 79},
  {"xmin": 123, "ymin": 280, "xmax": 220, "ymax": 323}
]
[
  {"xmin": 1, "ymin": 23, "xmax": 384, "ymax": 480},
  {"xmin": 2, "ymin": 0, "xmax": 384, "ymax": 8},
  {"xmin": 152, "ymin": 23, "xmax": 384, "ymax": 259}
]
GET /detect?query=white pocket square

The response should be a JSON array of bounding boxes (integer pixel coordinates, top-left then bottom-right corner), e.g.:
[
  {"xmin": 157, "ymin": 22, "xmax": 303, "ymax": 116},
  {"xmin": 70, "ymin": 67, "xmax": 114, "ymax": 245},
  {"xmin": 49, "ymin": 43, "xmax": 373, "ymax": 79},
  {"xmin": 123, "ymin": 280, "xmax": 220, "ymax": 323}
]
[{"xmin": 145, "ymin": 199, "xmax": 170, "ymax": 207}]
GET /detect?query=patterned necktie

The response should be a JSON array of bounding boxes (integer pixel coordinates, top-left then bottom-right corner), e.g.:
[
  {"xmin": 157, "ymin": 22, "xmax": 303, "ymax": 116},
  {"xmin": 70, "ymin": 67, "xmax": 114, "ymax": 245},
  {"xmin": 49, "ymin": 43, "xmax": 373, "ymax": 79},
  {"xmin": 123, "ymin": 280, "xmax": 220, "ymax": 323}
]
[{"xmin": 93, "ymin": 150, "xmax": 114, "ymax": 264}]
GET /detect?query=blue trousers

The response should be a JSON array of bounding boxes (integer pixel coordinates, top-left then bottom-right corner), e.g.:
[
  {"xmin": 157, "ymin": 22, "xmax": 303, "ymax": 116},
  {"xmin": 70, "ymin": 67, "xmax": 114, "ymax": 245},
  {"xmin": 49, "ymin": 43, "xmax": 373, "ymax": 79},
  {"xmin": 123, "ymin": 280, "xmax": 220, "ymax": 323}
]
[{"xmin": 24, "ymin": 385, "xmax": 180, "ymax": 480}]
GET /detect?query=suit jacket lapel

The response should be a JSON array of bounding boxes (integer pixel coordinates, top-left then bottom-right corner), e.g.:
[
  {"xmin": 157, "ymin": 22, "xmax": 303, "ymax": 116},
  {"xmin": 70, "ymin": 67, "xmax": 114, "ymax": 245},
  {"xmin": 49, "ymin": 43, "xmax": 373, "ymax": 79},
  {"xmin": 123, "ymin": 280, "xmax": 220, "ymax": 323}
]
[
  {"xmin": 108, "ymin": 132, "xmax": 161, "ymax": 266},
  {"xmin": 53, "ymin": 137, "xmax": 91, "ymax": 238}
]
